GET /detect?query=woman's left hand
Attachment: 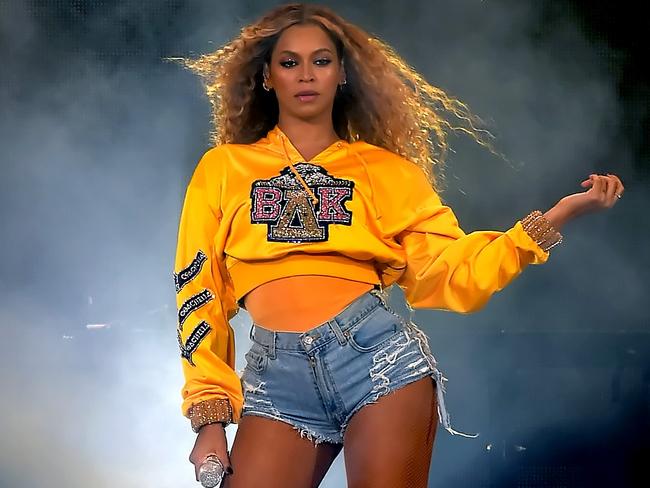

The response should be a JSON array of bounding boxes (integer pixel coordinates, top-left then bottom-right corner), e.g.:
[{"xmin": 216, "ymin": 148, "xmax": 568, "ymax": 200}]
[
  {"xmin": 566, "ymin": 173, "xmax": 625, "ymax": 215},
  {"xmin": 543, "ymin": 173, "xmax": 624, "ymax": 232}
]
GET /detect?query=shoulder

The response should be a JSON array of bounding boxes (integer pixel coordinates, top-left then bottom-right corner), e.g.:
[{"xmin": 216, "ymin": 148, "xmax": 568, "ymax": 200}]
[
  {"xmin": 194, "ymin": 142, "xmax": 256, "ymax": 174},
  {"xmin": 351, "ymin": 141, "xmax": 428, "ymax": 181},
  {"xmin": 196, "ymin": 143, "xmax": 236, "ymax": 167},
  {"xmin": 186, "ymin": 144, "xmax": 235, "ymax": 192}
]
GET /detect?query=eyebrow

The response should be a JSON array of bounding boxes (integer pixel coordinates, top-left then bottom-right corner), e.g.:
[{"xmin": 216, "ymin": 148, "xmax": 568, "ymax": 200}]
[{"xmin": 277, "ymin": 48, "xmax": 334, "ymax": 57}]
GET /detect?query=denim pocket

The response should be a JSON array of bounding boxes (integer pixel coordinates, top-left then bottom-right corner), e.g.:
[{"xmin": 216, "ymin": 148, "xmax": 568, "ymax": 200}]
[
  {"xmin": 345, "ymin": 306, "xmax": 402, "ymax": 353},
  {"xmin": 244, "ymin": 343, "xmax": 268, "ymax": 373}
]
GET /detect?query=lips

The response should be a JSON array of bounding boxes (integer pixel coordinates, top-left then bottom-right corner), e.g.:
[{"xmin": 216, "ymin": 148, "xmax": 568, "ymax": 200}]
[{"xmin": 295, "ymin": 91, "xmax": 320, "ymax": 103}]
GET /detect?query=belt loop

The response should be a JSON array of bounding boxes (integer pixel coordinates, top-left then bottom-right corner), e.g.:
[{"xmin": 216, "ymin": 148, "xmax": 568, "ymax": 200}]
[
  {"xmin": 328, "ymin": 318, "xmax": 348, "ymax": 345},
  {"xmin": 369, "ymin": 287, "xmax": 384, "ymax": 305},
  {"xmin": 268, "ymin": 331, "xmax": 277, "ymax": 359}
]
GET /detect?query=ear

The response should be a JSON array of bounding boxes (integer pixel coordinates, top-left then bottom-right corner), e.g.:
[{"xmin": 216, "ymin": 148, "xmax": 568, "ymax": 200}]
[
  {"xmin": 263, "ymin": 63, "xmax": 271, "ymax": 83},
  {"xmin": 262, "ymin": 63, "xmax": 273, "ymax": 91},
  {"xmin": 339, "ymin": 59, "xmax": 347, "ymax": 85}
]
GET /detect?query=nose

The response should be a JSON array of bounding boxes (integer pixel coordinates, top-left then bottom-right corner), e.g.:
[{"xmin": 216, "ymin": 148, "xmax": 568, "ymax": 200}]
[{"xmin": 299, "ymin": 63, "xmax": 315, "ymax": 82}]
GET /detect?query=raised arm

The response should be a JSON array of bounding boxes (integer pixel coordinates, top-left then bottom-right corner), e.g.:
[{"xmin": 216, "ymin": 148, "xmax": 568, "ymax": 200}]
[{"xmin": 385, "ymin": 163, "xmax": 623, "ymax": 312}]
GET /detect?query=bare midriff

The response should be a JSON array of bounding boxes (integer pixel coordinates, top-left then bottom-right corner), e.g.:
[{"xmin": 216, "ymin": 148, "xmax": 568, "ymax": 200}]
[{"xmin": 243, "ymin": 275, "xmax": 376, "ymax": 332}]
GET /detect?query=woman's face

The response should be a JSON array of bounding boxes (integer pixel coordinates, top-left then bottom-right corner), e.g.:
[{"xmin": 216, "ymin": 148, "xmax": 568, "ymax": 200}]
[{"xmin": 266, "ymin": 23, "xmax": 345, "ymax": 123}]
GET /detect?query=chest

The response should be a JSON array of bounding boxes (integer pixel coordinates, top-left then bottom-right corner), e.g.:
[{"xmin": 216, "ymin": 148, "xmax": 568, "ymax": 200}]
[{"xmin": 224, "ymin": 161, "xmax": 375, "ymax": 244}]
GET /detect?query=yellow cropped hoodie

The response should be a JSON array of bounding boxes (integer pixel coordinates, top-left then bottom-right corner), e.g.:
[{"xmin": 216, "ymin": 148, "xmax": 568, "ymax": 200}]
[{"xmin": 174, "ymin": 125, "xmax": 552, "ymax": 432}]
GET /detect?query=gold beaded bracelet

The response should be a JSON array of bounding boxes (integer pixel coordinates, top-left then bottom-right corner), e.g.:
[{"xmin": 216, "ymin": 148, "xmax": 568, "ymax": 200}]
[
  {"xmin": 520, "ymin": 210, "xmax": 563, "ymax": 252},
  {"xmin": 188, "ymin": 398, "xmax": 233, "ymax": 433}
]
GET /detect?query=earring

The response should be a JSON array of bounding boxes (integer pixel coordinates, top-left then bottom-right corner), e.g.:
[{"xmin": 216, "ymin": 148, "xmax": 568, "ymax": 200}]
[
  {"xmin": 339, "ymin": 78, "xmax": 347, "ymax": 86},
  {"xmin": 263, "ymin": 78, "xmax": 271, "ymax": 91}
]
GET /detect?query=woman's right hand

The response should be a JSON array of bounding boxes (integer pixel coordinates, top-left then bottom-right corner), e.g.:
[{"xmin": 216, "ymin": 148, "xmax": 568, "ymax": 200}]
[{"xmin": 189, "ymin": 423, "xmax": 233, "ymax": 482}]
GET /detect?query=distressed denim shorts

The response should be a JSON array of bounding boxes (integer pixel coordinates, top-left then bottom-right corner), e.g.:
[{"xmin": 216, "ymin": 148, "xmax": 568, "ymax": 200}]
[{"xmin": 240, "ymin": 288, "xmax": 473, "ymax": 445}]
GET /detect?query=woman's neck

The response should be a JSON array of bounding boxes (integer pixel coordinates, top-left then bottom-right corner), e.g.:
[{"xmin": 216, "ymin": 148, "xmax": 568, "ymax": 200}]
[{"xmin": 277, "ymin": 116, "xmax": 340, "ymax": 161}]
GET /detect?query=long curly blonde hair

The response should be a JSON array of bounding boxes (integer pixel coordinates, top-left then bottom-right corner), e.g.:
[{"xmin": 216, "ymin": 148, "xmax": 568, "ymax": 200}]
[{"xmin": 176, "ymin": 3, "xmax": 492, "ymax": 191}]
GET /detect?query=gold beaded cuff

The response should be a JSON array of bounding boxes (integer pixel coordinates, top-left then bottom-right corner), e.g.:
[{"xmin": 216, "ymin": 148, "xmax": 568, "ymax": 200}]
[
  {"xmin": 520, "ymin": 210, "xmax": 563, "ymax": 252},
  {"xmin": 188, "ymin": 398, "xmax": 233, "ymax": 433}
]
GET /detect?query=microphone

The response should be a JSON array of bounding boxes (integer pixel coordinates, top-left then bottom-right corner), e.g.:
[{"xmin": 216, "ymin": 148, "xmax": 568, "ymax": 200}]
[{"xmin": 198, "ymin": 454, "xmax": 225, "ymax": 488}]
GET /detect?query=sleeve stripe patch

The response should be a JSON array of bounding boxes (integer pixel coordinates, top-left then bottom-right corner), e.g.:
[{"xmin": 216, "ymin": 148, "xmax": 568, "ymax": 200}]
[
  {"xmin": 178, "ymin": 289, "xmax": 214, "ymax": 330},
  {"xmin": 178, "ymin": 321, "xmax": 212, "ymax": 367},
  {"xmin": 174, "ymin": 250, "xmax": 208, "ymax": 293}
]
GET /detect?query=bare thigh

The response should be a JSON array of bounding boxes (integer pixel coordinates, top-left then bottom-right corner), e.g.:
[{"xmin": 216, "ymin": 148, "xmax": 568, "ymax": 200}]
[
  {"xmin": 223, "ymin": 415, "xmax": 342, "ymax": 488},
  {"xmin": 343, "ymin": 376, "xmax": 438, "ymax": 488}
]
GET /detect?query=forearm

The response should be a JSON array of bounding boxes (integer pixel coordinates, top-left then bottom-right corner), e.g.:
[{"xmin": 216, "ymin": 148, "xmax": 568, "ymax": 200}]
[{"xmin": 542, "ymin": 197, "xmax": 577, "ymax": 233}]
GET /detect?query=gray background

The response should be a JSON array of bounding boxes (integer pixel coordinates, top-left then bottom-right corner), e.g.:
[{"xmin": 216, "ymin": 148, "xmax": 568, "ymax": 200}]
[{"xmin": 0, "ymin": 0, "xmax": 648, "ymax": 486}]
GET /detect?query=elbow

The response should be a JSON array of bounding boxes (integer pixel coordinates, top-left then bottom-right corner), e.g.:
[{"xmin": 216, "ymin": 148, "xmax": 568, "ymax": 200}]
[
  {"xmin": 445, "ymin": 292, "xmax": 491, "ymax": 314},
  {"xmin": 404, "ymin": 281, "xmax": 492, "ymax": 313},
  {"xmin": 443, "ymin": 270, "xmax": 496, "ymax": 313}
]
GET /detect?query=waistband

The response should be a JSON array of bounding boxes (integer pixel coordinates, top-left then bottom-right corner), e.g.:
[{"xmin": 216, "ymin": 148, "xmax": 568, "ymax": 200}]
[{"xmin": 249, "ymin": 286, "xmax": 384, "ymax": 354}]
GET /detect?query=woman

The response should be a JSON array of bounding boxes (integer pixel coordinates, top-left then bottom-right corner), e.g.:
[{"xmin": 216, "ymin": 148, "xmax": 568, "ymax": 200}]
[{"xmin": 173, "ymin": 3, "xmax": 623, "ymax": 487}]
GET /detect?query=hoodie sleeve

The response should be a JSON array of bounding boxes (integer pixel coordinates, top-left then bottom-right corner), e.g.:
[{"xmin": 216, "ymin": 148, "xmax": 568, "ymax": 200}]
[
  {"xmin": 385, "ymin": 162, "xmax": 558, "ymax": 313},
  {"xmin": 174, "ymin": 150, "xmax": 243, "ymax": 432}
]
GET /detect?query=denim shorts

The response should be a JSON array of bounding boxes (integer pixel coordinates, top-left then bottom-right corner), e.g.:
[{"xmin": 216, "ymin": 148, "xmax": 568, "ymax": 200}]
[{"xmin": 239, "ymin": 288, "xmax": 475, "ymax": 445}]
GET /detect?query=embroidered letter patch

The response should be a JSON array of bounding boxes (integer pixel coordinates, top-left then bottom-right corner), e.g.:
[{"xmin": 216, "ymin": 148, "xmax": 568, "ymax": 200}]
[
  {"xmin": 178, "ymin": 289, "xmax": 214, "ymax": 330},
  {"xmin": 174, "ymin": 250, "xmax": 208, "ymax": 293},
  {"xmin": 250, "ymin": 163, "xmax": 353, "ymax": 243},
  {"xmin": 178, "ymin": 321, "xmax": 211, "ymax": 366}
]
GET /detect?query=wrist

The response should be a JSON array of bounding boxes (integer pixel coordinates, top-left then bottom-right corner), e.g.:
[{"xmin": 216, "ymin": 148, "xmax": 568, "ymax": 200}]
[
  {"xmin": 188, "ymin": 398, "xmax": 233, "ymax": 433},
  {"xmin": 520, "ymin": 210, "xmax": 563, "ymax": 252},
  {"xmin": 542, "ymin": 198, "xmax": 576, "ymax": 233},
  {"xmin": 197, "ymin": 422, "xmax": 226, "ymax": 434}
]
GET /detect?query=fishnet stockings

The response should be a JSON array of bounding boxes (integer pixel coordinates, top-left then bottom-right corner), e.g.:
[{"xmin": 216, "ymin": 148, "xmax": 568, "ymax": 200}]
[{"xmin": 223, "ymin": 376, "xmax": 438, "ymax": 488}]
